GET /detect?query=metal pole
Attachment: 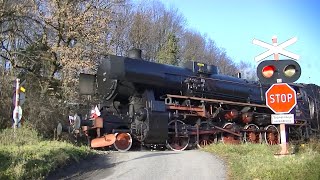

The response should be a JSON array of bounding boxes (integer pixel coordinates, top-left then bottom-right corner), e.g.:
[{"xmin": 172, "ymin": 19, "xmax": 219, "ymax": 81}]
[
  {"xmin": 272, "ymin": 36, "xmax": 289, "ymax": 155},
  {"xmin": 13, "ymin": 78, "xmax": 20, "ymax": 129}
]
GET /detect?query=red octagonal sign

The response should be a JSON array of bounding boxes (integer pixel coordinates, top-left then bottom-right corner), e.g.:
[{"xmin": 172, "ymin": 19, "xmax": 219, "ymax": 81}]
[{"xmin": 265, "ymin": 83, "xmax": 297, "ymax": 114}]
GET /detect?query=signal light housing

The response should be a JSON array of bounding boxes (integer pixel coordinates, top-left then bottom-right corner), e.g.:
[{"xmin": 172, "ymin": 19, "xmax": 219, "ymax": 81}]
[{"xmin": 257, "ymin": 60, "xmax": 301, "ymax": 84}]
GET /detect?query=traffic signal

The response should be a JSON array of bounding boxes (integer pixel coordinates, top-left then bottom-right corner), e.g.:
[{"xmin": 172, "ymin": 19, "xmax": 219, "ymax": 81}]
[{"xmin": 257, "ymin": 60, "xmax": 301, "ymax": 84}]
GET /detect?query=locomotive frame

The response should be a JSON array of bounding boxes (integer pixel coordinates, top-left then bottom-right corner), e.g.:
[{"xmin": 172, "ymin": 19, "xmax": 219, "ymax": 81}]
[{"xmin": 67, "ymin": 49, "xmax": 320, "ymax": 152}]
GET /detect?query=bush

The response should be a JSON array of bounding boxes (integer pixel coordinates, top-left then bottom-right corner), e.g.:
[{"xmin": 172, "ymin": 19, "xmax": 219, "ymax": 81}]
[
  {"xmin": 0, "ymin": 70, "xmax": 14, "ymax": 129},
  {"xmin": 0, "ymin": 124, "xmax": 41, "ymax": 146},
  {"xmin": 0, "ymin": 126, "xmax": 91, "ymax": 180}
]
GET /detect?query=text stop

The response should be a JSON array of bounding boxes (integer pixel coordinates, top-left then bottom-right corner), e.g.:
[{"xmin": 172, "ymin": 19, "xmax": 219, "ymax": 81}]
[{"xmin": 269, "ymin": 94, "xmax": 293, "ymax": 103}]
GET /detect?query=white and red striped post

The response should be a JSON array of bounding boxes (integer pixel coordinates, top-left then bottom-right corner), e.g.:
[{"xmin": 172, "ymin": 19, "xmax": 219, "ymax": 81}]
[
  {"xmin": 13, "ymin": 78, "xmax": 20, "ymax": 129},
  {"xmin": 272, "ymin": 36, "xmax": 289, "ymax": 155}
]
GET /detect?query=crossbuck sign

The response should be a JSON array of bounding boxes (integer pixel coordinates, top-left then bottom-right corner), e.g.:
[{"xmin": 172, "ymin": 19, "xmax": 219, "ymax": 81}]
[{"xmin": 253, "ymin": 36, "xmax": 300, "ymax": 62}]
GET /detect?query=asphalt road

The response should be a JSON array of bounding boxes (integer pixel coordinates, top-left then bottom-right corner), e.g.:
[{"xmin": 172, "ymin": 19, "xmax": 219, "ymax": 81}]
[{"xmin": 47, "ymin": 150, "xmax": 226, "ymax": 180}]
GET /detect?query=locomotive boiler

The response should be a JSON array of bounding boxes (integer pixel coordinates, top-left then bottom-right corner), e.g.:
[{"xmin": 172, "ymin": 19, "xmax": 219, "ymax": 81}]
[{"xmin": 75, "ymin": 49, "xmax": 320, "ymax": 151}]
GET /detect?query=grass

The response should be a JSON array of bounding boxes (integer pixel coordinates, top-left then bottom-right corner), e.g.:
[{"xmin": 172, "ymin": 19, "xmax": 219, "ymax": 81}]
[
  {"xmin": 203, "ymin": 142, "xmax": 320, "ymax": 180},
  {"xmin": 0, "ymin": 126, "xmax": 91, "ymax": 180}
]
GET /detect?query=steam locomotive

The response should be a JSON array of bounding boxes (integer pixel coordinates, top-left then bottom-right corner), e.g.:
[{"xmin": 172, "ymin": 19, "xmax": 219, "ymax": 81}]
[{"xmin": 74, "ymin": 49, "xmax": 320, "ymax": 151}]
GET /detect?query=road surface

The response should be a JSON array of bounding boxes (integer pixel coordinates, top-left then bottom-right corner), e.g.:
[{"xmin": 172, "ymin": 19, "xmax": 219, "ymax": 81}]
[{"xmin": 47, "ymin": 150, "xmax": 226, "ymax": 180}]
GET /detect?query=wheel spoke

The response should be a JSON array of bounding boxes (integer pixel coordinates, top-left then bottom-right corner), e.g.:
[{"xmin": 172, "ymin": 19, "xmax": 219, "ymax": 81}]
[
  {"xmin": 198, "ymin": 135, "xmax": 215, "ymax": 148},
  {"xmin": 221, "ymin": 123, "xmax": 240, "ymax": 144},
  {"xmin": 166, "ymin": 120, "xmax": 190, "ymax": 151},
  {"xmin": 264, "ymin": 125, "xmax": 279, "ymax": 145},
  {"xmin": 244, "ymin": 124, "xmax": 260, "ymax": 143},
  {"xmin": 197, "ymin": 122, "xmax": 217, "ymax": 148}
]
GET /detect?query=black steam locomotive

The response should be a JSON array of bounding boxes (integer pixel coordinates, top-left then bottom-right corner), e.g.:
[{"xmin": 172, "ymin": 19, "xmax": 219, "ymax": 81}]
[{"xmin": 76, "ymin": 49, "xmax": 320, "ymax": 151}]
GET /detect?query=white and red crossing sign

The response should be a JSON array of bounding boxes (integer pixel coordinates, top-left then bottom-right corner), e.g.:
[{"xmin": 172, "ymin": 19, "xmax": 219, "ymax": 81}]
[
  {"xmin": 253, "ymin": 36, "xmax": 300, "ymax": 62},
  {"xmin": 265, "ymin": 83, "xmax": 297, "ymax": 114},
  {"xmin": 254, "ymin": 36, "xmax": 299, "ymax": 155}
]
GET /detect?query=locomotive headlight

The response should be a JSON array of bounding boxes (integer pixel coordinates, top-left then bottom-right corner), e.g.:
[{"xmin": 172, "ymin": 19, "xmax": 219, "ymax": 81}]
[
  {"xmin": 283, "ymin": 65, "xmax": 296, "ymax": 77},
  {"xmin": 262, "ymin": 65, "xmax": 276, "ymax": 78}
]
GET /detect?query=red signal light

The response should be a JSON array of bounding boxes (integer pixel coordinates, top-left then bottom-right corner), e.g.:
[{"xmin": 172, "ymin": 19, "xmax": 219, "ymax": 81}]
[{"xmin": 262, "ymin": 65, "xmax": 275, "ymax": 78}]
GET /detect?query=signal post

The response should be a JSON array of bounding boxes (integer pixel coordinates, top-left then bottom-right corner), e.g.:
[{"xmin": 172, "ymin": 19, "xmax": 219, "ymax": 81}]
[
  {"xmin": 253, "ymin": 36, "xmax": 301, "ymax": 156},
  {"xmin": 12, "ymin": 78, "xmax": 26, "ymax": 129}
]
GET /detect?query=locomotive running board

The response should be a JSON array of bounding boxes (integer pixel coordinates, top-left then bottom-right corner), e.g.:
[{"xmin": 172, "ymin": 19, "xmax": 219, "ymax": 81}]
[{"xmin": 165, "ymin": 94, "xmax": 268, "ymax": 108}]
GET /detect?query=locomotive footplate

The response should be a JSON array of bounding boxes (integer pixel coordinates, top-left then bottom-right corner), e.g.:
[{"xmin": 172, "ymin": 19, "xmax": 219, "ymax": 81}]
[{"xmin": 165, "ymin": 94, "xmax": 268, "ymax": 108}]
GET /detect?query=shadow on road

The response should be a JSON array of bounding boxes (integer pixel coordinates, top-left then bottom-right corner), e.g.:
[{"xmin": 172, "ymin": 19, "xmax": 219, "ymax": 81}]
[
  {"xmin": 46, "ymin": 150, "xmax": 178, "ymax": 180},
  {"xmin": 46, "ymin": 153, "xmax": 116, "ymax": 180},
  {"xmin": 131, "ymin": 151, "xmax": 178, "ymax": 161}
]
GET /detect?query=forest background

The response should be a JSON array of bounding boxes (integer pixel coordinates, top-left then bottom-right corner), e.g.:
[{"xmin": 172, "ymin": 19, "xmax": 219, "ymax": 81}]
[{"xmin": 0, "ymin": 0, "xmax": 255, "ymax": 135}]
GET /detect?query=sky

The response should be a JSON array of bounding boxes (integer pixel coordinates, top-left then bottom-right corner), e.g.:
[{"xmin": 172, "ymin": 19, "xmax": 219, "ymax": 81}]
[{"xmin": 160, "ymin": 0, "xmax": 320, "ymax": 85}]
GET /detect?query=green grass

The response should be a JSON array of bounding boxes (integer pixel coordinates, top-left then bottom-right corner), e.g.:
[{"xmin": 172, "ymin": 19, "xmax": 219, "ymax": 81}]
[
  {"xmin": 203, "ymin": 142, "xmax": 320, "ymax": 180},
  {"xmin": 0, "ymin": 126, "xmax": 91, "ymax": 180}
]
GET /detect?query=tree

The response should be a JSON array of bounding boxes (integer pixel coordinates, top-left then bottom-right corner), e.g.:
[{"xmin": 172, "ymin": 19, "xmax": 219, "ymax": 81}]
[
  {"xmin": 156, "ymin": 32, "xmax": 179, "ymax": 65},
  {"xmin": 215, "ymin": 49, "xmax": 238, "ymax": 75},
  {"xmin": 109, "ymin": 0, "xmax": 133, "ymax": 56},
  {"xmin": 0, "ymin": 0, "xmax": 130, "ymax": 133},
  {"xmin": 0, "ymin": 0, "xmax": 245, "ymax": 133},
  {"xmin": 179, "ymin": 30, "xmax": 206, "ymax": 62},
  {"xmin": 129, "ymin": 10, "xmax": 151, "ymax": 52},
  {"xmin": 0, "ymin": 65, "xmax": 14, "ymax": 128},
  {"xmin": 129, "ymin": 0, "xmax": 185, "ymax": 61},
  {"xmin": 237, "ymin": 60, "xmax": 257, "ymax": 81}
]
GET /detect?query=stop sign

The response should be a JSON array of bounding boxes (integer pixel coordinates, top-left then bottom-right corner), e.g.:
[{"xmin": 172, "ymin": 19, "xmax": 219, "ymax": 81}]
[{"xmin": 265, "ymin": 83, "xmax": 297, "ymax": 114}]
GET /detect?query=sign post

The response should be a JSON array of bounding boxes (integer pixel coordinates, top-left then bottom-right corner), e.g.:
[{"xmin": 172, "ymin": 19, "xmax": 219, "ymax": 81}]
[
  {"xmin": 253, "ymin": 36, "xmax": 300, "ymax": 156},
  {"xmin": 265, "ymin": 83, "xmax": 297, "ymax": 155},
  {"xmin": 12, "ymin": 78, "xmax": 25, "ymax": 129},
  {"xmin": 13, "ymin": 78, "xmax": 20, "ymax": 129}
]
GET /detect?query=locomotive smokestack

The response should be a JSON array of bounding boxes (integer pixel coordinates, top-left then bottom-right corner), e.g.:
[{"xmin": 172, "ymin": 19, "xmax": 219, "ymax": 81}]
[{"xmin": 128, "ymin": 49, "xmax": 142, "ymax": 59}]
